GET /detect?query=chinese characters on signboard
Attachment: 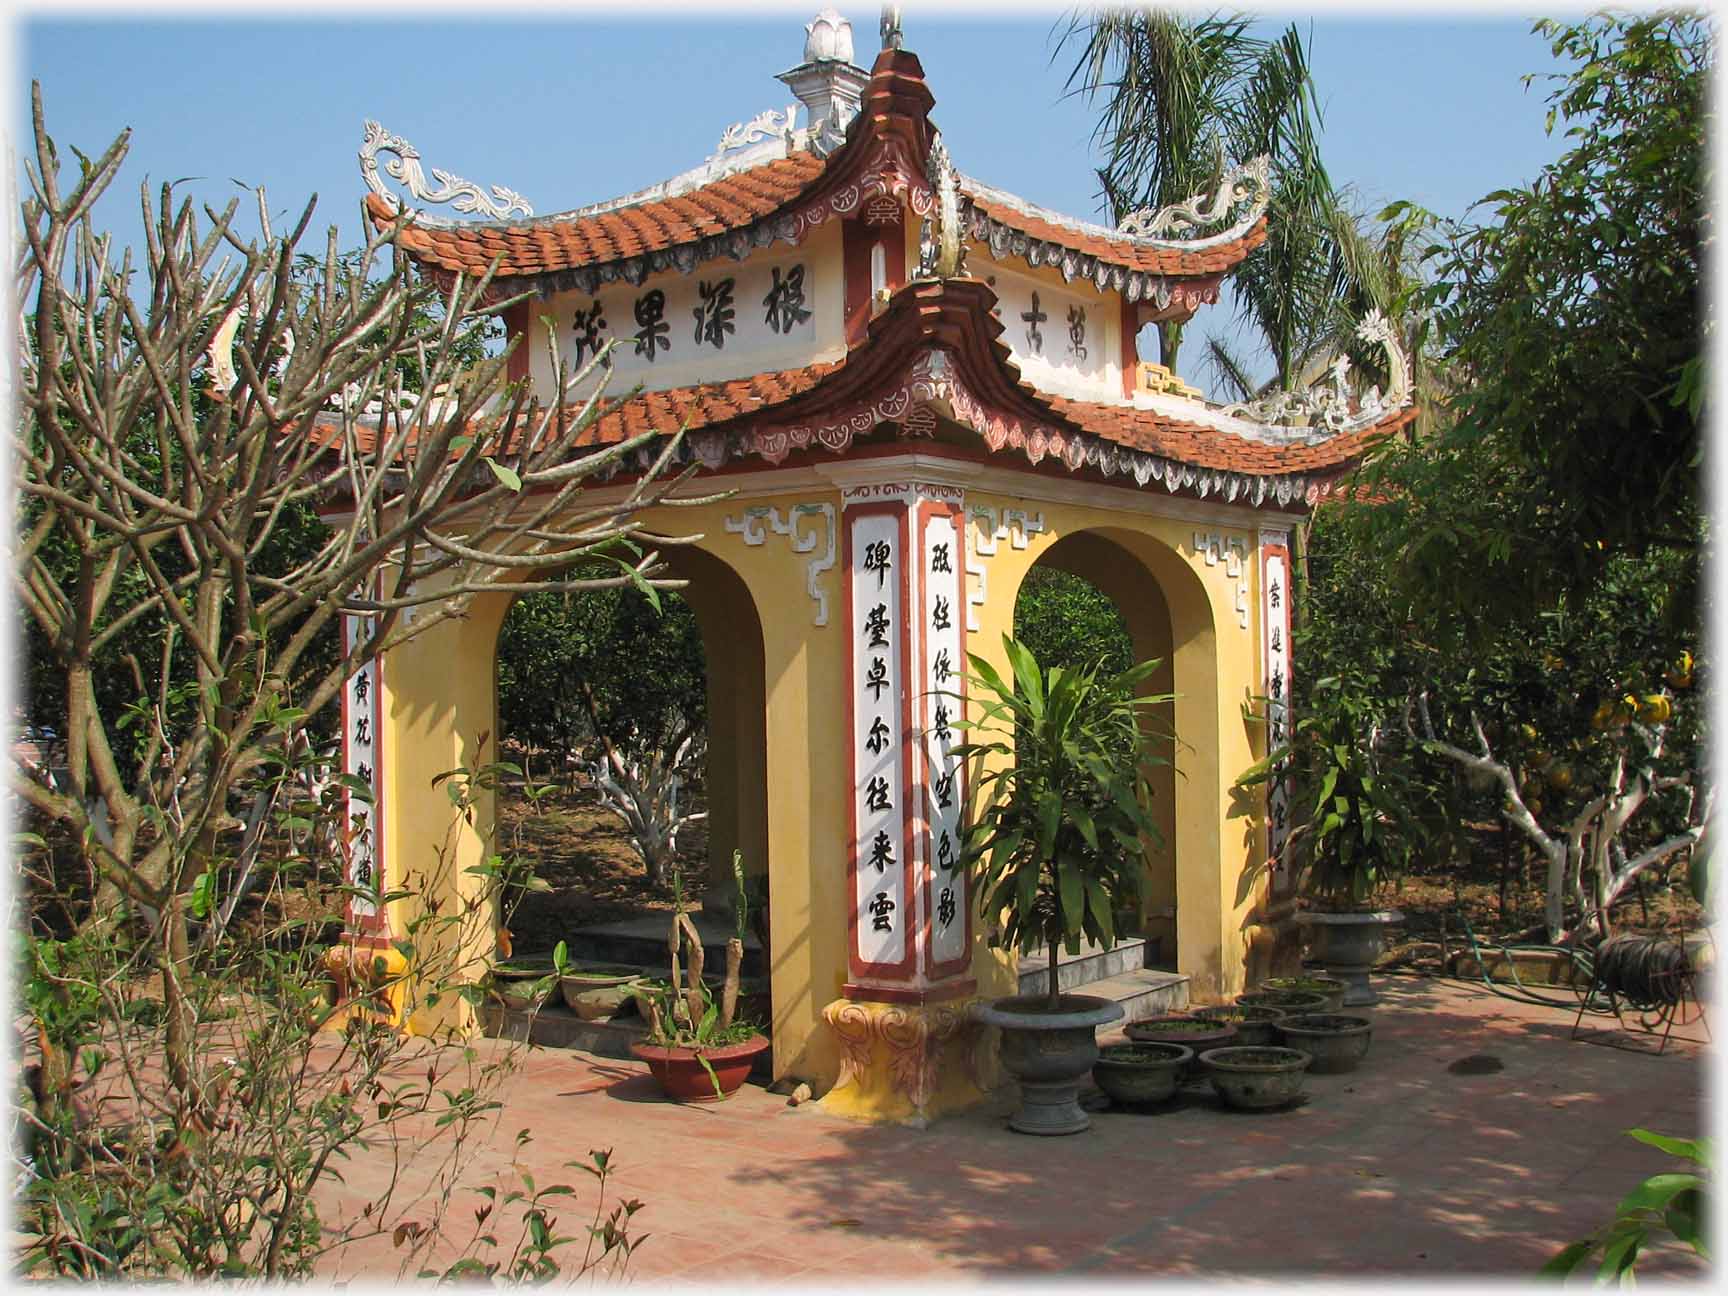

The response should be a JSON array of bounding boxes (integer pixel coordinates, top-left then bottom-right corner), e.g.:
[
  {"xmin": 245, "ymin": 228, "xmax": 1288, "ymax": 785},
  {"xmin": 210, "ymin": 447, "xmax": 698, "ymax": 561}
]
[
  {"xmin": 922, "ymin": 511, "xmax": 968, "ymax": 969},
  {"xmin": 1261, "ymin": 536, "xmax": 1293, "ymax": 892},
  {"xmin": 567, "ymin": 260, "xmax": 814, "ymax": 377},
  {"xmin": 341, "ymin": 615, "xmax": 384, "ymax": 921},
  {"xmin": 850, "ymin": 511, "xmax": 907, "ymax": 968}
]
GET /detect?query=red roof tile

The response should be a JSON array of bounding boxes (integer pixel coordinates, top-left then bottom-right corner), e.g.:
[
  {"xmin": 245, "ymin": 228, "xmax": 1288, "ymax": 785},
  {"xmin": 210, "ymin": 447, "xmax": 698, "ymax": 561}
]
[{"xmin": 963, "ymin": 189, "xmax": 1269, "ymax": 278}]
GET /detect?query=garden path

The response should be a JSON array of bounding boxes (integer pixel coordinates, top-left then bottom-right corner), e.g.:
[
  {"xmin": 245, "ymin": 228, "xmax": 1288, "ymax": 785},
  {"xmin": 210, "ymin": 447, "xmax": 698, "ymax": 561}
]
[{"xmin": 312, "ymin": 975, "xmax": 1708, "ymax": 1283}]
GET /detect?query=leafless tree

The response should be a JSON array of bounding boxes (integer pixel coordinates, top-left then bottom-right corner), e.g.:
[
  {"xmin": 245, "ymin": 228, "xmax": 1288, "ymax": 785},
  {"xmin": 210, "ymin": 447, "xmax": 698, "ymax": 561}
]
[{"xmin": 12, "ymin": 82, "xmax": 711, "ymax": 1129}]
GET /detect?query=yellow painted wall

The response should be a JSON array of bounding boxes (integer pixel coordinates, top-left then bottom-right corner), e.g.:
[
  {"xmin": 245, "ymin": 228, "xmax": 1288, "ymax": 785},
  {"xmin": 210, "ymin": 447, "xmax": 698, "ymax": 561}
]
[{"xmin": 373, "ymin": 473, "xmax": 1274, "ymax": 1083}]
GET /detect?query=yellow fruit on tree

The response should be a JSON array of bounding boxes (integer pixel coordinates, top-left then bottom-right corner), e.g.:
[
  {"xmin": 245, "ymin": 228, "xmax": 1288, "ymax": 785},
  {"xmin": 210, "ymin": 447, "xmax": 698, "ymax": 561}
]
[
  {"xmin": 1520, "ymin": 723, "xmax": 1540, "ymax": 744},
  {"xmin": 1590, "ymin": 702, "xmax": 1615, "ymax": 730},
  {"xmin": 1639, "ymin": 694, "xmax": 1673, "ymax": 725},
  {"xmin": 1667, "ymin": 651, "xmax": 1694, "ymax": 689},
  {"xmin": 1548, "ymin": 764, "xmax": 1573, "ymax": 792}
]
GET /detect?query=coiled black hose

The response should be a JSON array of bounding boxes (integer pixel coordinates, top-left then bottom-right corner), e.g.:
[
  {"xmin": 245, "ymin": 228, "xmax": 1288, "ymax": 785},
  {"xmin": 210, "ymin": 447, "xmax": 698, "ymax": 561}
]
[{"xmin": 1592, "ymin": 933, "xmax": 1693, "ymax": 1008}]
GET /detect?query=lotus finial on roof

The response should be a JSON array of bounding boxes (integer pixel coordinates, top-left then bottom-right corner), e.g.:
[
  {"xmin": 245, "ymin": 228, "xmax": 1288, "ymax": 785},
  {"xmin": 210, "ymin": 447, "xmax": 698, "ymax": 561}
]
[
  {"xmin": 881, "ymin": 5, "xmax": 903, "ymax": 50},
  {"xmin": 805, "ymin": 7, "xmax": 854, "ymax": 63}
]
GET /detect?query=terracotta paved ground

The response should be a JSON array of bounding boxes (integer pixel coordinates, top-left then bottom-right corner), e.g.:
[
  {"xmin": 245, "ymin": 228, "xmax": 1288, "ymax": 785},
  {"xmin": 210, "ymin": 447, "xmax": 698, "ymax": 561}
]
[{"xmin": 314, "ymin": 975, "xmax": 1710, "ymax": 1284}]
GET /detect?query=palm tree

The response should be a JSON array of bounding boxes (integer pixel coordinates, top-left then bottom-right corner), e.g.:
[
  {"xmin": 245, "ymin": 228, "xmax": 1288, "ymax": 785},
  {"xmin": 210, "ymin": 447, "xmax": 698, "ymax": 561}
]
[{"xmin": 1062, "ymin": 10, "xmax": 1333, "ymax": 377}]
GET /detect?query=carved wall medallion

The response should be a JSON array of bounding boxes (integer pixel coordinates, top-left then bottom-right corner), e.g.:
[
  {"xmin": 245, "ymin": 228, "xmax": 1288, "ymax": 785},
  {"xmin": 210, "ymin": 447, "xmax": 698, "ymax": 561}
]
[{"xmin": 722, "ymin": 502, "xmax": 837, "ymax": 626}]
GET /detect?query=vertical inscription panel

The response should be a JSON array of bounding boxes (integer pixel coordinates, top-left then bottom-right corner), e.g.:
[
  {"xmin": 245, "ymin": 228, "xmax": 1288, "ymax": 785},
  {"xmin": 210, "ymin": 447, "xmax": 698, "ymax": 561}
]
[
  {"xmin": 919, "ymin": 505, "xmax": 970, "ymax": 975},
  {"xmin": 341, "ymin": 614, "xmax": 385, "ymax": 930},
  {"xmin": 846, "ymin": 507, "xmax": 914, "ymax": 977},
  {"xmin": 1260, "ymin": 534, "xmax": 1293, "ymax": 895}
]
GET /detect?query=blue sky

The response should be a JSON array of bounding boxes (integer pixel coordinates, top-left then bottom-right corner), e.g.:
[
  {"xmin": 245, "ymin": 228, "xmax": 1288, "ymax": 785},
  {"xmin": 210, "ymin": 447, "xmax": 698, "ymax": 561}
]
[{"xmin": 20, "ymin": 6, "xmax": 1575, "ymax": 391}]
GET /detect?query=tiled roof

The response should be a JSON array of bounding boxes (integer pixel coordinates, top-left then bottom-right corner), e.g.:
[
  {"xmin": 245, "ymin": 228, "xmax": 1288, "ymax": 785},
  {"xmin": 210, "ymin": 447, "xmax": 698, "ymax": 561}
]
[
  {"xmin": 368, "ymin": 152, "xmax": 828, "ymax": 280},
  {"xmin": 962, "ymin": 187, "xmax": 1269, "ymax": 278},
  {"xmin": 1046, "ymin": 396, "xmax": 1413, "ymax": 476}
]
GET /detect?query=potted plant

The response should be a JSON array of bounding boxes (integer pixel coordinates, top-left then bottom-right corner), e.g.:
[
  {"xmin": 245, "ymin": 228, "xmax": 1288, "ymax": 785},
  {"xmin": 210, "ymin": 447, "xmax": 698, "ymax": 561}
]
[
  {"xmin": 629, "ymin": 859, "xmax": 767, "ymax": 1101},
  {"xmin": 1198, "ymin": 1045, "xmax": 1312, "ymax": 1110},
  {"xmin": 958, "ymin": 637, "xmax": 1171, "ymax": 1136},
  {"xmin": 1092, "ymin": 1041, "xmax": 1192, "ymax": 1107},
  {"xmin": 1259, "ymin": 974, "xmax": 1347, "ymax": 1012},
  {"xmin": 1237, "ymin": 677, "xmax": 1420, "ymax": 1006},
  {"xmin": 1192, "ymin": 1003, "xmax": 1287, "ymax": 1047},
  {"xmin": 1275, "ymin": 1012, "xmax": 1374, "ymax": 1073}
]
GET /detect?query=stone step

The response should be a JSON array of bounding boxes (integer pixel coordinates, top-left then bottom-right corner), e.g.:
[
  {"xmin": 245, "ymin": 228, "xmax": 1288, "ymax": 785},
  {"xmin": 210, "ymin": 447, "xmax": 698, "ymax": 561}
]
[
  {"xmin": 1077, "ymin": 968, "xmax": 1191, "ymax": 1031},
  {"xmin": 1017, "ymin": 937, "xmax": 1149, "ymax": 996},
  {"xmin": 564, "ymin": 911, "xmax": 766, "ymax": 979}
]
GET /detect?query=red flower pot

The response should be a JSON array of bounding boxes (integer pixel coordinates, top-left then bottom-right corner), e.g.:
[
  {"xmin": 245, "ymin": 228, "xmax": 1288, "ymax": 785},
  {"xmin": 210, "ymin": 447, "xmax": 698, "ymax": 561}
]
[{"xmin": 629, "ymin": 1034, "xmax": 771, "ymax": 1102}]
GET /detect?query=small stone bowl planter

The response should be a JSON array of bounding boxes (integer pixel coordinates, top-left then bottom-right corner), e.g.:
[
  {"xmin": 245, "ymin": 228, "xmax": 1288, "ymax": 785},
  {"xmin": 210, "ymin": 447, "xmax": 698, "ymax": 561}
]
[
  {"xmin": 1237, "ymin": 989, "xmax": 1329, "ymax": 1016},
  {"xmin": 1192, "ymin": 1003, "xmax": 1287, "ymax": 1047},
  {"xmin": 1092, "ymin": 1041, "xmax": 1193, "ymax": 1107},
  {"xmin": 1260, "ymin": 975, "xmax": 1348, "ymax": 1013},
  {"xmin": 1125, "ymin": 1015, "xmax": 1238, "ymax": 1076},
  {"xmin": 559, "ymin": 966, "xmax": 645, "ymax": 1019},
  {"xmin": 1275, "ymin": 1013, "xmax": 1374, "ymax": 1073},
  {"xmin": 489, "ymin": 961, "xmax": 558, "ymax": 1010},
  {"xmin": 1199, "ymin": 1046, "xmax": 1312, "ymax": 1111}
]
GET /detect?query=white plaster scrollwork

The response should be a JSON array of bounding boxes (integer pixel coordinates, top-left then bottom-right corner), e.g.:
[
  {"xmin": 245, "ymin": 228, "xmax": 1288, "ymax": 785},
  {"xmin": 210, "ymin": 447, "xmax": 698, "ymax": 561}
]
[
  {"xmin": 1117, "ymin": 156, "xmax": 1271, "ymax": 247},
  {"xmin": 723, "ymin": 502, "xmax": 836, "ymax": 626},
  {"xmin": 1220, "ymin": 308, "xmax": 1413, "ymax": 433},
  {"xmin": 964, "ymin": 506, "xmax": 1046, "ymax": 632},
  {"xmin": 360, "ymin": 120, "xmax": 533, "ymax": 219},
  {"xmin": 715, "ymin": 105, "xmax": 800, "ymax": 156},
  {"xmin": 1193, "ymin": 531, "xmax": 1251, "ymax": 631}
]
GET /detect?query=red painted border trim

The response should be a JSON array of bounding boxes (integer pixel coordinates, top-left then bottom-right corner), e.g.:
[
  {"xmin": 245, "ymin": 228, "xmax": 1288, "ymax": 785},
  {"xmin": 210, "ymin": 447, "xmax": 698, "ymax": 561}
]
[
  {"xmin": 1119, "ymin": 297, "xmax": 1140, "ymax": 398},
  {"xmin": 843, "ymin": 500, "xmax": 919, "ymax": 982},
  {"xmin": 503, "ymin": 301, "xmax": 531, "ymax": 386}
]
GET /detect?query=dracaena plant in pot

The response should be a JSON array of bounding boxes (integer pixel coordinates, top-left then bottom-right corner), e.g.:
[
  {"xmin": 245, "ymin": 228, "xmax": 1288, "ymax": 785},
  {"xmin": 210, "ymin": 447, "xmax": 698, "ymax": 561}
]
[
  {"xmin": 956, "ymin": 636, "xmax": 1170, "ymax": 1136},
  {"xmin": 1237, "ymin": 675, "xmax": 1421, "ymax": 1007}
]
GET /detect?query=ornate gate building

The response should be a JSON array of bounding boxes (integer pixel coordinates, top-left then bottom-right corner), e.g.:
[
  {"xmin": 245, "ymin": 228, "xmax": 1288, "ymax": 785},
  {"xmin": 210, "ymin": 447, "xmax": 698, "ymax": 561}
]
[{"xmin": 333, "ymin": 9, "xmax": 1413, "ymax": 1124}]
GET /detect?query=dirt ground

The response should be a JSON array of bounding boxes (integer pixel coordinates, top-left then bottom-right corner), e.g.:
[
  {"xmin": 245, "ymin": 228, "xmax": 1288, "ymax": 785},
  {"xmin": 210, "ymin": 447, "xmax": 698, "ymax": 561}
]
[
  {"xmin": 496, "ymin": 787, "xmax": 1704, "ymax": 964},
  {"xmin": 495, "ymin": 774, "xmax": 709, "ymax": 958}
]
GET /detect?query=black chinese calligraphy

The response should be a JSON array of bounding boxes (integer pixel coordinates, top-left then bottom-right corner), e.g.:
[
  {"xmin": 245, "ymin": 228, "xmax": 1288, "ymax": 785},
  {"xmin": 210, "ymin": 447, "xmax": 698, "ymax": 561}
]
[
  {"xmin": 633, "ymin": 289, "xmax": 670, "ymax": 362},
  {"xmin": 572, "ymin": 298, "xmax": 609, "ymax": 368},
  {"xmin": 762, "ymin": 263, "xmax": 812, "ymax": 334},
  {"xmin": 937, "ymin": 885, "xmax": 956, "ymax": 928},
  {"xmin": 693, "ymin": 277, "xmax": 737, "ymax": 350},
  {"xmin": 864, "ymin": 656, "xmax": 890, "ymax": 701},
  {"xmin": 352, "ymin": 716, "xmax": 370, "ymax": 746},
  {"xmin": 930, "ymin": 595, "xmax": 951, "ymax": 632},
  {"xmin": 932, "ymin": 647, "xmax": 953, "ymax": 684},
  {"xmin": 1270, "ymin": 628, "xmax": 1282, "ymax": 654},
  {"xmin": 866, "ymin": 716, "xmax": 891, "ymax": 755},
  {"xmin": 868, "ymin": 833, "xmax": 895, "ymax": 875},
  {"xmin": 355, "ymin": 762, "xmax": 372, "ymax": 784},
  {"xmin": 1067, "ymin": 305, "xmax": 1088, "ymax": 361},
  {"xmin": 869, "ymin": 890, "xmax": 896, "ymax": 932},
  {"xmin": 931, "ymin": 702, "xmax": 952, "ymax": 744},
  {"xmin": 865, "ymin": 775, "xmax": 892, "ymax": 814},
  {"xmin": 1021, "ymin": 290, "xmax": 1047, "ymax": 354},
  {"xmin": 1269, "ymin": 579, "xmax": 1282, "ymax": 609},
  {"xmin": 353, "ymin": 854, "xmax": 373, "ymax": 889},
  {"xmin": 930, "ymin": 541, "xmax": 952, "ymax": 573},
  {"xmin": 865, "ymin": 603, "xmax": 891, "ymax": 648},
  {"xmin": 863, "ymin": 540, "xmax": 892, "ymax": 588},
  {"xmin": 933, "ymin": 767, "xmax": 955, "ymax": 809},
  {"xmin": 1270, "ymin": 668, "xmax": 1285, "ymax": 702},
  {"xmin": 936, "ymin": 829, "xmax": 955, "ymax": 872},
  {"xmin": 352, "ymin": 668, "xmax": 371, "ymax": 705}
]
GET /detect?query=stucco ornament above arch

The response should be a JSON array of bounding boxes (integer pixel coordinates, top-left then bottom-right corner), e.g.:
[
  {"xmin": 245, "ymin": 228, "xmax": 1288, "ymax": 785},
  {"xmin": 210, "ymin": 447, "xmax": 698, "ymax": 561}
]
[{"xmin": 1219, "ymin": 309, "xmax": 1413, "ymax": 433}]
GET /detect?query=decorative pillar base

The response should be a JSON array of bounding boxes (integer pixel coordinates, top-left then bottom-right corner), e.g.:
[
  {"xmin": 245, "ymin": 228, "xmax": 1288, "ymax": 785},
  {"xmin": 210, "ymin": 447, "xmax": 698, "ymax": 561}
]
[
  {"xmin": 817, "ymin": 997, "xmax": 1000, "ymax": 1127},
  {"xmin": 321, "ymin": 943, "xmax": 413, "ymax": 1033},
  {"xmin": 1253, "ymin": 896, "xmax": 1306, "ymax": 985}
]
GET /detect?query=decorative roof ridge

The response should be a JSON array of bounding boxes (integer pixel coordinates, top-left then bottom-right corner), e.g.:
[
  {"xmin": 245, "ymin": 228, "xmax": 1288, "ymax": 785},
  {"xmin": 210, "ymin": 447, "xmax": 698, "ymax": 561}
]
[
  {"xmin": 957, "ymin": 156, "xmax": 1270, "ymax": 255},
  {"xmin": 370, "ymin": 140, "xmax": 815, "ymax": 234}
]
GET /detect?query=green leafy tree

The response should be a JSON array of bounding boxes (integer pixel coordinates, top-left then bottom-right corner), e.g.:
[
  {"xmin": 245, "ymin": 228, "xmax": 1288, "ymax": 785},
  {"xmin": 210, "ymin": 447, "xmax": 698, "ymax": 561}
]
[
  {"xmin": 957, "ymin": 638, "xmax": 1170, "ymax": 1007},
  {"xmin": 1012, "ymin": 567, "xmax": 1133, "ymax": 677},
  {"xmin": 1063, "ymin": 9, "xmax": 1334, "ymax": 380}
]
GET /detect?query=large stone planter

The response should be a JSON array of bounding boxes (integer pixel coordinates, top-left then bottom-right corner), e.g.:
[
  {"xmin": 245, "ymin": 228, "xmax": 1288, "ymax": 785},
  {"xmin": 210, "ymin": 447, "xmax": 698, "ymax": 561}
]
[
  {"xmin": 1199, "ymin": 1045, "xmax": 1311, "ymax": 1110},
  {"xmin": 1298, "ymin": 910, "xmax": 1404, "ymax": 1006},
  {"xmin": 1092, "ymin": 1041, "xmax": 1192, "ymax": 1107},
  {"xmin": 977, "ymin": 994, "xmax": 1124, "ymax": 1136},
  {"xmin": 1275, "ymin": 1013, "xmax": 1373, "ymax": 1073}
]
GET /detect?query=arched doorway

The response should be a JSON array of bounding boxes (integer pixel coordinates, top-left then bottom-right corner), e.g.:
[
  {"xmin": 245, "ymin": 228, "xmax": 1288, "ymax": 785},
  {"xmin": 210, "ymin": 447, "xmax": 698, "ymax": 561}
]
[
  {"xmin": 478, "ymin": 541, "xmax": 772, "ymax": 1029},
  {"xmin": 1011, "ymin": 533, "xmax": 1180, "ymax": 969}
]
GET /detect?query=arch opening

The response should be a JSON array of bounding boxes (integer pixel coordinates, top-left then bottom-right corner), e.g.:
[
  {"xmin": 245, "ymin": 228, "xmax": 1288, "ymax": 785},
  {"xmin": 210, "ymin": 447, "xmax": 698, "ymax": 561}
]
[{"xmin": 1012, "ymin": 532, "xmax": 1180, "ymax": 970}]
